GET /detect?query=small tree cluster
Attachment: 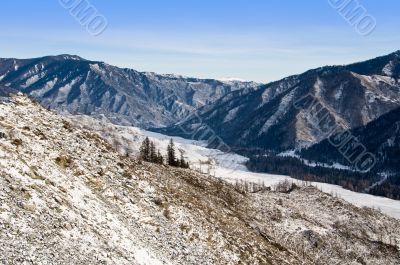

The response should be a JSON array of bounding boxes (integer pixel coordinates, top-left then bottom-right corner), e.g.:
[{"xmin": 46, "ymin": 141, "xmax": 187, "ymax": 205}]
[
  {"xmin": 139, "ymin": 137, "xmax": 164, "ymax": 164},
  {"xmin": 274, "ymin": 180, "xmax": 297, "ymax": 193},
  {"xmin": 234, "ymin": 180, "xmax": 271, "ymax": 194},
  {"xmin": 167, "ymin": 139, "xmax": 189, "ymax": 168},
  {"xmin": 139, "ymin": 138, "xmax": 189, "ymax": 168}
]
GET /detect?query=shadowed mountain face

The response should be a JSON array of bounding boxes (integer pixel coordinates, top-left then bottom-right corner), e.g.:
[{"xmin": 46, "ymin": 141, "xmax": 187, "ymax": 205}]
[
  {"xmin": 156, "ymin": 51, "xmax": 400, "ymax": 151},
  {"xmin": 0, "ymin": 55, "xmax": 259, "ymax": 128},
  {"xmin": 296, "ymin": 106, "xmax": 400, "ymax": 199},
  {"xmin": 300, "ymin": 106, "xmax": 400, "ymax": 173},
  {"xmin": 0, "ymin": 85, "xmax": 16, "ymax": 97}
]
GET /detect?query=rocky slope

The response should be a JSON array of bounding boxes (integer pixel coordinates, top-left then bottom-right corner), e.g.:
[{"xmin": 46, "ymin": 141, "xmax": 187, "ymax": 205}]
[
  {"xmin": 300, "ymin": 106, "xmax": 400, "ymax": 173},
  {"xmin": 0, "ymin": 55, "xmax": 258, "ymax": 128},
  {"xmin": 157, "ymin": 51, "xmax": 400, "ymax": 151},
  {"xmin": 0, "ymin": 94, "xmax": 399, "ymax": 264},
  {"xmin": 298, "ymin": 106, "xmax": 400, "ymax": 199}
]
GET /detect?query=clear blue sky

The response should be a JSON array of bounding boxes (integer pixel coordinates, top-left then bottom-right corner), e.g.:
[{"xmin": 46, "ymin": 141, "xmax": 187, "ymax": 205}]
[{"xmin": 0, "ymin": 0, "xmax": 399, "ymax": 83}]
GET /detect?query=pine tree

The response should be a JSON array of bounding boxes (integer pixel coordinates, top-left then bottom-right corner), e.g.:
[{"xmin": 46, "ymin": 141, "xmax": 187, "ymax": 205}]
[
  {"xmin": 150, "ymin": 141, "xmax": 156, "ymax": 162},
  {"xmin": 167, "ymin": 139, "xmax": 176, "ymax": 166},
  {"xmin": 157, "ymin": 149, "xmax": 164, "ymax": 165},
  {"xmin": 179, "ymin": 151, "xmax": 185, "ymax": 168},
  {"xmin": 139, "ymin": 137, "xmax": 151, "ymax": 161}
]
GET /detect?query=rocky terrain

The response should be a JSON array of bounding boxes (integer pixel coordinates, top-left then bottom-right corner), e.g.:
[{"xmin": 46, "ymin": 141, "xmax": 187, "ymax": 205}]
[
  {"xmin": 0, "ymin": 94, "xmax": 399, "ymax": 264},
  {"xmin": 0, "ymin": 55, "xmax": 258, "ymax": 128}
]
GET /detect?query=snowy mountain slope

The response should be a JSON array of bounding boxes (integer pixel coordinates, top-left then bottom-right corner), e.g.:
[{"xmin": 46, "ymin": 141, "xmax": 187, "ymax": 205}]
[
  {"xmin": 157, "ymin": 50, "xmax": 400, "ymax": 151},
  {"xmin": 69, "ymin": 114, "xmax": 400, "ymax": 220},
  {"xmin": 298, "ymin": 106, "xmax": 400, "ymax": 199},
  {"xmin": 0, "ymin": 94, "xmax": 298, "ymax": 264},
  {"xmin": 0, "ymin": 85, "xmax": 16, "ymax": 97},
  {"xmin": 0, "ymin": 55, "xmax": 259, "ymax": 128},
  {"xmin": 300, "ymin": 106, "xmax": 400, "ymax": 173},
  {"xmin": 1, "ymin": 94, "xmax": 400, "ymax": 264}
]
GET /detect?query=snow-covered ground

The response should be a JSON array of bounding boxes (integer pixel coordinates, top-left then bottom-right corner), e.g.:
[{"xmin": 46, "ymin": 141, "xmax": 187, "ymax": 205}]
[
  {"xmin": 2, "ymin": 95, "xmax": 399, "ymax": 264},
  {"xmin": 71, "ymin": 115, "xmax": 400, "ymax": 220},
  {"xmin": 144, "ymin": 129, "xmax": 400, "ymax": 219},
  {"xmin": 277, "ymin": 150, "xmax": 356, "ymax": 171}
]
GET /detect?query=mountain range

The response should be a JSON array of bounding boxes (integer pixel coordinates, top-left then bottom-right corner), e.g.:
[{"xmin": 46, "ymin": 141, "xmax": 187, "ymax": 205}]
[
  {"xmin": 2, "ymin": 52, "xmax": 400, "ymax": 153},
  {"xmin": 158, "ymin": 51, "xmax": 400, "ymax": 151},
  {"xmin": 0, "ymin": 55, "xmax": 258, "ymax": 128},
  {"xmin": 1, "ymin": 51, "xmax": 400, "ymax": 198}
]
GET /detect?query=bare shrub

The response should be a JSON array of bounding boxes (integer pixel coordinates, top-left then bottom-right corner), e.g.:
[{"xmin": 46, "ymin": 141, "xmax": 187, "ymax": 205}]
[
  {"xmin": 55, "ymin": 155, "xmax": 73, "ymax": 168},
  {"xmin": 63, "ymin": 120, "xmax": 74, "ymax": 132},
  {"xmin": 274, "ymin": 180, "xmax": 296, "ymax": 193},
  {"xmin": 12, "ymin": 139, "xmax": 23, "ymax": 146},
  {"xmin": 234, "ymin": 180, "xmax": 270, "ymax": 194}
]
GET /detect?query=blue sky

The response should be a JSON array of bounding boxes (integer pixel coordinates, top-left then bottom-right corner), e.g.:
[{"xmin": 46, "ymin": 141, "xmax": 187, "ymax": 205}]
[{"xmin": 0, "ymin": 0, "xmax": 399, "ymax": 82}]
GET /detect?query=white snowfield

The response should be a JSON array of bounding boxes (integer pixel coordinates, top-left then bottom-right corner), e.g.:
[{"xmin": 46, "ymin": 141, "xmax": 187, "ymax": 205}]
[{"xmin": 71, "ymin": 115, "xmax": 400, "ymax": 220}]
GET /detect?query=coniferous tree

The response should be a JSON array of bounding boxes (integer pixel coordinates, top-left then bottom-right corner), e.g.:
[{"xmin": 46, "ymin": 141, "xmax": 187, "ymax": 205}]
[
  {"xmin": 141, "ymin": 138, "xmax": 189, "ymax": 168},
  {"xmin": 179, "ymin": 151, "xmax": 185, "ymax": 168},
  {"xmin": 139, "ymin": 137, "xmax": 151, "ymax": 161},
  {"xmin": 157, "ymin": 149, "xmax": 164, "ymax": 165},
  {"xmin": 167, "ymin": 139, "xmax": 176, "ymax": 166},
  {"xmin": 150, "ymin": 141, "xmax": 156, "ymax": 162}
]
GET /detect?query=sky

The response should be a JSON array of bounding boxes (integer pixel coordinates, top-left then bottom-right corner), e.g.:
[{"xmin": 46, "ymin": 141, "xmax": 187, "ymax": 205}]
[{"xmin": 0, "ymin": 0, "xmax": 399, "ymax": 83}]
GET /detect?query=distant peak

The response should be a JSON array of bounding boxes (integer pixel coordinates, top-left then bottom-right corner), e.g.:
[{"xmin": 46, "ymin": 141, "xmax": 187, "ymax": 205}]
[
  {"xmin": 391, "ymin": 50, "xmax": 400, "ymax": 56},
  {"xmin": 218, "ymin": 77, "xmax": 249, "ymax": 82},
  {"xmin": 54, "ymin": 54, "xmax": 85, "ymax": 61}
]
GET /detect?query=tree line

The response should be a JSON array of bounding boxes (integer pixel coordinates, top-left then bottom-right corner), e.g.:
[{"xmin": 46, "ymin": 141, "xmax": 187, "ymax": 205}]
[
  {"xmin": 139, "ymin": 137, "xmax": 189, "ymax": 169},
  {"xmin": 246, "ymin": 155, "xmax": 382, "ymax": 195}
]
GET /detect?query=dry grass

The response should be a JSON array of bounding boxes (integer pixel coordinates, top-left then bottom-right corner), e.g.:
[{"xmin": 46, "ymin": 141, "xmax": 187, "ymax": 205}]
[
  {"xmin": 55, "ymin": 155, "xmax": 72, "ymax": 169},
  {"xmin": 62, "ymin": 120, "xmax": 74, "ymax": 132},
  {"xmin": 12, "ymin": 139, "xmax": 23, "ymax": 146}
]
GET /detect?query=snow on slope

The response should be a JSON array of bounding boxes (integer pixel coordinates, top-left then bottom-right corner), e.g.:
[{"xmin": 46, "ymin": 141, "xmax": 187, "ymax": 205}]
[
  {"xmin": 1, "ymin": 94, "xmax": 305, "ymax": 264},
  {"xmin": 1, "ymin": 95, "xmax": 400, "ymax": 264},
  {"xmin": 70, "ymin": 115, "xmax": 400, "ymax": 219}
]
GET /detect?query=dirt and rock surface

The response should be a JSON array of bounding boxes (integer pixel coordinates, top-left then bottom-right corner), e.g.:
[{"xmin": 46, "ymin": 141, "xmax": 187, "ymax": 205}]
[{"xmin": 0, "ymin": 94, "xmax": 399, "ymax": 264}]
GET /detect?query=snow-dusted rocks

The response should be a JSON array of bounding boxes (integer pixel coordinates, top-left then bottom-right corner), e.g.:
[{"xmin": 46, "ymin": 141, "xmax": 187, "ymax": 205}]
[{"xmin": 0, "ymin": 94, "xmax": 399, "ymax": 264}]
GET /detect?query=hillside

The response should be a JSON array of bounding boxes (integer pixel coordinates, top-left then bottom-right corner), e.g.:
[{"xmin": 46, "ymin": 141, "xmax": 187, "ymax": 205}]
[{"xmin": 0, "ymin": 94, "xmax": 399, "ymax": 264}]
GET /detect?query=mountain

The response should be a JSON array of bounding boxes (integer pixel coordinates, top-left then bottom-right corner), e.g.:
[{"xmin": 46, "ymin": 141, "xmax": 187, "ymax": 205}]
[
  {"xmin": 297, "ymin": 106, "xmax": 400, "ymax": 199},
  {"xmin": 1, "ymin": 94, "xmax": 400, "ymax": 264},
  {"xmin": 157, "ymin": 51, "xmax": 400, "ymax": 152},
  {"xmin": 0, "ymin": 85, "xmax": 16, "ymax": 97},
  {"xmin": 300, "ymin": 106, "xmax": 400, "ymax": 172},
  {"xmin": 0, "ymin": 55, "xmax": 259, "ymax": 128}
]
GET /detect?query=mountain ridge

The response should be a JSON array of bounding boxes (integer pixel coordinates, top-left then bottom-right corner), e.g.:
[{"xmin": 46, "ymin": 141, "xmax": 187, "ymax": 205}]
[
  {"xmin": 0, "ymin": 55, "xmax": 260, "ymax": 128},
  {"xmin": 156, "ymin": 50, "xmax": 400, "ymax": 152}
]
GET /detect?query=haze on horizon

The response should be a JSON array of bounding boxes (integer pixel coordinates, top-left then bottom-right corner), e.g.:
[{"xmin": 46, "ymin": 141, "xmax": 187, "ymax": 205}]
[{"xmin": 1, "ymin": 0, "xmax": 399, "ymax": 83}]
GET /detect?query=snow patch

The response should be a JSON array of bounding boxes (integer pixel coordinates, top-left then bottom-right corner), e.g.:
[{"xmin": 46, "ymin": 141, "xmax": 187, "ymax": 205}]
[
  {"xmin": 90, "ymin": 64, "xmax": 106, "ymax": 75},
  {"xmin": 23, "ymin": 74, "xmax": 40, "ymax": 88},
  {"xmin": 223, "ymin": 106, "xmax": 240, "ymax": 123},
  {"xmin": 334, "ymin": 84, "xmax": 343, "ymax": 100},
  {"xmin": 382, "ymin": 61, "xmax": 394, "ymax": 76},
  {"xmin": 70, "ymin": 115, "xmax": 400, "ymax": 219},
  {"xmin": 258, "ymin": 90, "xmax": 294, "ymax": 135},
  {"xmin": 56, "ymin": 78, "xmax": 79, "ymax": 103},
  {"xmin": 31, "ymin": 78, "xmax": 58, "ymax": 98}
]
